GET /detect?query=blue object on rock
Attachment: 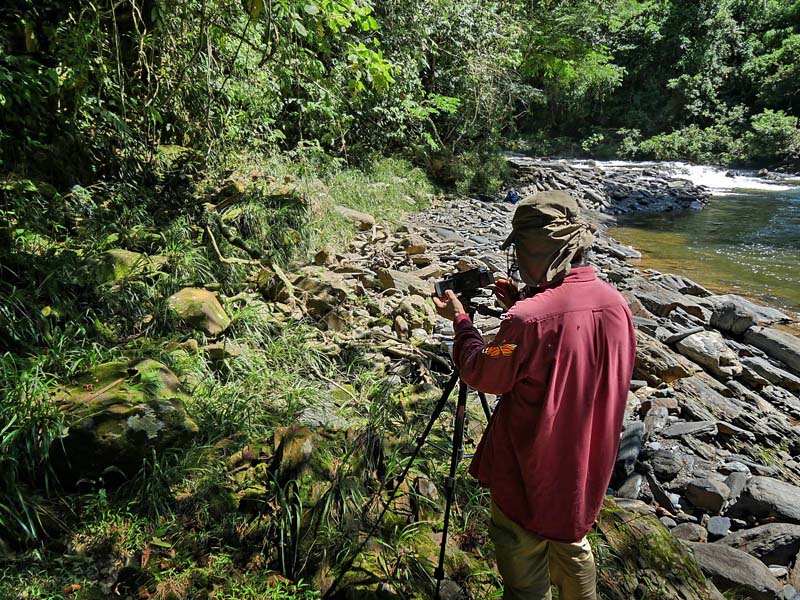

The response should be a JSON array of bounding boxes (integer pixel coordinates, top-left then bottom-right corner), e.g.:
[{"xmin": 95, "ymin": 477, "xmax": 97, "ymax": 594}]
[{"xmin": 504, "ymin": 189, "xmax": 519, "ymax": 204}]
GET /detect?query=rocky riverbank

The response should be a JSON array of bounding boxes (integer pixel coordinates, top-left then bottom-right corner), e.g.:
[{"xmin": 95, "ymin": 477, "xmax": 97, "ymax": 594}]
[
  {"xmin": 253, "ymin": 155, "xmax": 800, "ymax": 597},
  {"xmin": 10, "ymin": 158, "xmax": 799, "ymax": 599}
]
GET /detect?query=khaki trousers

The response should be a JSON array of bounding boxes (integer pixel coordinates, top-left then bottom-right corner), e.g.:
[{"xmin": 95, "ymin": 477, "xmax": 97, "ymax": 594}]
[{"xmin": 489, "ymin": 501, "xmax": 597, "ymax": 600}]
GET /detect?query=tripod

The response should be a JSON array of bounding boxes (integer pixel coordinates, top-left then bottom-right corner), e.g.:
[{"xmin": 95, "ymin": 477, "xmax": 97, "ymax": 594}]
[{"xmin": 324, "ymin": 305, "xmax": 495, "ymax": 600}]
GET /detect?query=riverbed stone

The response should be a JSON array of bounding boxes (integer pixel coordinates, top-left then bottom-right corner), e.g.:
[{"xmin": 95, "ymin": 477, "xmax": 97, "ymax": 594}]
[
  {"xmin": 635, "ymin": 330, "xmax": 700, "ymax": 384},
  {"xmin": 707, "ymin": 516, "xmax": 731, "ymax": 540},
  {"xmin": 688, "ymin": 542, "xmax": 783, "ymax": 600},
  {"xmin": 376, "ymin": 268, "xmax": 432, "ymax": 296},
  {"xmin": 334, "ymin": 205, "xmax": 375, "ymax": 230},
  {"xmin": 741, "ymin": 356, "xmax": 800, "ymax": 393},
  {"xmin": 706, "ymin": 295, "xmax": 791, "ymax": 335},
  {"xmin": 744, "ymin": 327, "xmax": 800, "ymax": 375},
  {"xmin": 167, "ymin": 288, "xmax": 231, "ymax": 335},
  {"xmin": 631, "ymin": 279, "xmax": 707, "ymax": 320},
  {"xmin": 672, "ymin": 522, "xmax": 708, "ymax": 542},
  {"xmin": 662, "ymin": 420, "xmax": 717, "ymax": 439},
  {"xmin": 686, "ymin": 478, "xmax": 730, "ymax": 513},
  {"xmin": 716, "ymin": 524, "xmax": 800, "ymax": 566},
  {"xmin": 676, "ymin": 331, "xmax": 742, "ymax": 379},
  {"xmin": 727, "ymin": 476, "xmax": 800, "ymax": 524}
]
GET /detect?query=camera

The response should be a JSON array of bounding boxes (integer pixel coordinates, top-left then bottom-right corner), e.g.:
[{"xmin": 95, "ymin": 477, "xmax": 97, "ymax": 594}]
[{"xmin": 434, "ymin": 267, "xmax": 493, "ymax": 298}]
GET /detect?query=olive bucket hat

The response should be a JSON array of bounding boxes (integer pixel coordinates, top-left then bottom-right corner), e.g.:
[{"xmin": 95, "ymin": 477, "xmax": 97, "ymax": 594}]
[{"xmin": 500, "ymin": 190, "xmax": 595, "ymax": 286}]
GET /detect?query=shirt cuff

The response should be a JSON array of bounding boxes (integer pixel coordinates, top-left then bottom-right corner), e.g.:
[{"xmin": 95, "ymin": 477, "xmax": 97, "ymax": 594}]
[{"xmin": 453, "ymin": 313, "xmax": 473, "ymax": 330}]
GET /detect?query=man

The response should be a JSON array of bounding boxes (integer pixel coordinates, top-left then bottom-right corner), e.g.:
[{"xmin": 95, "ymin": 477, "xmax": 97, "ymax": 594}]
[{"xmin": 433, "ymin": 191, "xmax": 636, "ymax": 600}]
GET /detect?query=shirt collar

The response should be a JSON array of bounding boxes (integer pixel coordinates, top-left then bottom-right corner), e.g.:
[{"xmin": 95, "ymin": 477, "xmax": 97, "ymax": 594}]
[{"xmin": 523, "ymin": 265, "xmax": 596, "ymax": 296}]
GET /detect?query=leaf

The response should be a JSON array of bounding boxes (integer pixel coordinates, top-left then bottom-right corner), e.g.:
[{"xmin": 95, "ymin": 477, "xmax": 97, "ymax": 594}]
[
  {"xmin": 293, "ymin": 20, "xmax": 308, "ymax": 37},
  {"xmin": 150, "ymin": 537, "xmax": 172, "ymax": 548},
  {"xmin": 303, "ymin": 4, "xmax": 319, "ymax": 15}
]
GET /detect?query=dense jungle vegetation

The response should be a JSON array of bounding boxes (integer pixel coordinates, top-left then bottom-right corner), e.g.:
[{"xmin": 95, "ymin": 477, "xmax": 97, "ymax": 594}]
[{"xmin": 1, "ymin": 0, "xmax": 799, "ymax": 598}]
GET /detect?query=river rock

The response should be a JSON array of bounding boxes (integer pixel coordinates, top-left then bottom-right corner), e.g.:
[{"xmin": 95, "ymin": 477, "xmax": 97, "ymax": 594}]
[
  {"xmin": 741, "ymin": 356, "xmax": 800, "ymax": 393},
  {"xmin": 292, "ymin": 267, "xmax": 354, "ymax": 316},
  {"xmin": 707, "ymin": 295, "xmax": 790, "ymax": 335},
  {"xmin": 54, "ymin": 359, "xmax": 199, "ymax": 479},
  {"xmin": 334, "ymin": 205, "xmax": 375, "ymax": 230},
  {"xmin": 635, "ymin": 330, "xmax": 700, "ymax": 384},
  {"xmin": 688, "ymin": 542, "xmax": 783, "ymax": 600},
  {"xmin": 672, "ymin": 522, "xmax": 708, "ymax": 542},
  {"xmin": 652, "ymin": 274, "xmax": 712, "ymax": 297},
  {"xmin": 707, "ymin": 516, "xmax": 731, "ymax": 540},
  {"xmin": 686, "ymin": 478, "xmax": 730, "ymax": 513},
  {"xmin": 167, "ymin": 288, "xmax": 231, "ymax": 335},
  {"xmin": 676, "ymin": 331, "xmax": 742, "ymax": 379},
  {"xmin": 673, "ymin": 374, "xmax": 751, "ymax": 425},
  {"xmin": 744, "ymin": 327, "xmax": 800, "ymax": 375},
  {"xmin": 631, "ymin": 279, "xmax": 707, "ymax": 320},
  {"xmin": 662, "ymin": 420, "xmax": 717, "ymax": 439},
  {"xmin": 376, "ymin": 268, "xmax": 432, "ymax": 296},
  {"xmin": 716, "ymin": 524, "xmax": 800, "ymax": 566},
  {"xmin": 728, "ymin": 476, "xmax": 800, "ymax": 524}
]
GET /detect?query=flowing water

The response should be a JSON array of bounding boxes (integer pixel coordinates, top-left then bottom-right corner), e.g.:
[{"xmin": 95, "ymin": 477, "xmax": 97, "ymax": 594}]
[{"xmin": 605, "ymin": 162, "xmax": 800, "ymax": 316}]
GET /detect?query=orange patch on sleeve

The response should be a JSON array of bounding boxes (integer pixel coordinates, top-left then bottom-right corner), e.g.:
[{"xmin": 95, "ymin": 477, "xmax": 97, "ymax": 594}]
[{"xmin": 482, "ymin": 343, "xmax": 517, "ymax": 357}]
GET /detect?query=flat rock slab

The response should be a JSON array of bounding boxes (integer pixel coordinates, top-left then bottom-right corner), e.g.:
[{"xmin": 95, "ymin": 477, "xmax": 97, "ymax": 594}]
[
  {"xmin": 744, "ymin": 326, "xmax": 800, "ymax": 375},
  {"xmin": 688, "ymin": 542, "xmax": 783, "ymax": 600},
  {"xmin": 334, "ymin": 205, "xmax": 375, "ymax": 230},
  {"xmin": 716, "ymin": 523, "xmax": 800, "ymax": 566},
  {"xmin": 662, "ymin": 420, "xmax": 717, "ymax": 439},
  {"xmin": 728, "ymin": 476, "xmax": 800, "ymax": 524}
]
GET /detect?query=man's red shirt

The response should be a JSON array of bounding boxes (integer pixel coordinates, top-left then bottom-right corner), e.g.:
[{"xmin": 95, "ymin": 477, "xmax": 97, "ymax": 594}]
[{"xmin": 454, "ymin": 266, "xmax": 636, "ymax": 542}]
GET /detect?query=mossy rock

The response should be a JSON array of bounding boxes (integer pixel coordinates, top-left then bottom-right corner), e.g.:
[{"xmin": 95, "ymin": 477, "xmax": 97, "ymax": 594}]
[
  {"xmin": 392, "ymin": 295, "xmax": 437, "ymax": 333},
  {"xmin": 167, "ymin": 287, "xmax": 231, "ymax": 335},
  {"xmin": 596, "ymin": 498, "xmax": 724, "ymax": 600},
  {"xmin": 94, "ymin": 248, "xmax": 167, "ymax": 284},
  {"xmin": 53, "ymin": 359, "xmax": 199, "ymax": 480}
]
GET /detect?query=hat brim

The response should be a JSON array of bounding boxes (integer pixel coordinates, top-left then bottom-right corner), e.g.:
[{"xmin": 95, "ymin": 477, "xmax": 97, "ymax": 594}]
[{"xmin": 500, "ymin": 231, "xmax": 515, "ymax": 250}]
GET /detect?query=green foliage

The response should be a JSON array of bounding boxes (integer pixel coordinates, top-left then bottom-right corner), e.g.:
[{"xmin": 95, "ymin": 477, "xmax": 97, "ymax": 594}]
[{"xmin": 745, "ymin": 108, "xmax": 800, "ymax": 163}]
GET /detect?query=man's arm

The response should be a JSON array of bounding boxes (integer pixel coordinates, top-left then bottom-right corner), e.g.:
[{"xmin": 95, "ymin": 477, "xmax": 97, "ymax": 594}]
[{"xmin": 452, "ymin": 311, "xmax": 528, "ymax": 395}]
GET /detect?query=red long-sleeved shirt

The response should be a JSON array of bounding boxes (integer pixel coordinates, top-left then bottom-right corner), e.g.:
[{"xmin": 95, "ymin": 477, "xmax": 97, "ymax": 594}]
[{"xmin": 456, "ymin": 266, "xmax": 636, "ymax": 542}]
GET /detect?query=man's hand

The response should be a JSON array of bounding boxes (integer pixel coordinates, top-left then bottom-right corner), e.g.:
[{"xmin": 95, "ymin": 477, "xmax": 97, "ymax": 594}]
[
  {"xmin": 433, "ymin": 290, "xmax": 468, "ymax": 321},
  {"xmin": 493, "ymin": 278, "xmax": 520, "ymax": 310}
]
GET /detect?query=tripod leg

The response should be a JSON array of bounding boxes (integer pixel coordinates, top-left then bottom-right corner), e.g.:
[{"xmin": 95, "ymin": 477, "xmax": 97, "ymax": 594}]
[
  {"xmin": 434, "ymin": 378, "xmax": 469, "ymax": 598},
  {"xmin": 323, "ymin": 369, "xmax": 460, "ymax": 600},
  {"xmin": 477, "ymin": 391, "xmax": 493, "ymax": 421}
]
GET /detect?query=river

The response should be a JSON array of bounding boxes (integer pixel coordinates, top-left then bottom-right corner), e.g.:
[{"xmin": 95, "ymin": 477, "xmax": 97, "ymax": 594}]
[{"xmin": 606, "ymin": 162, "xmax": 800, "ymax": 316}]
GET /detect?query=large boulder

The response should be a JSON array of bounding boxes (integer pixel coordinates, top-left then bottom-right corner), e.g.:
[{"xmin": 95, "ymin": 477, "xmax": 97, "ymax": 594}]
[
  {"xmin": 716, "ymin": 523, "xmax": 800, "ymax": 566},
  {"xmin": 596, "ymin": 498, "xmax": 724, "ymax": 600},
  {"xmin": 744, "ymin": 327, "xmax": 800, "ymax": 375},
  {"xmin": 706, "ymin": 295, "xmax": 790, "ymax": 335},
  {"xmin": 54, "ymin": 359, "xmax": 198, "ymax": 479},
  {"xmin": 630, "ymin": 278, "xmax": 708, "ymax": 319},
  {"xmin": 688, "ymin": 542, "xmax": 783, "ymax": 600},
  {"xmin": 727, "ymin": 476, "xmax": 800, "ymax": 524},
  {"xmin": 167, "ymin": 288, "xmax": 230, "ymax": 335},
  {"xmin": 676, "ymin": 331, "xmax": 742, "ymax": 379}
]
